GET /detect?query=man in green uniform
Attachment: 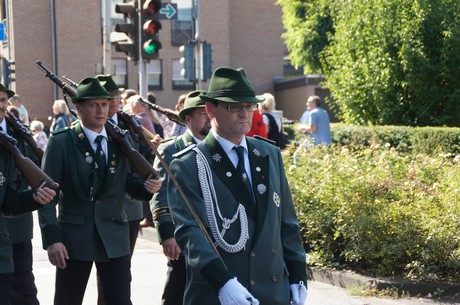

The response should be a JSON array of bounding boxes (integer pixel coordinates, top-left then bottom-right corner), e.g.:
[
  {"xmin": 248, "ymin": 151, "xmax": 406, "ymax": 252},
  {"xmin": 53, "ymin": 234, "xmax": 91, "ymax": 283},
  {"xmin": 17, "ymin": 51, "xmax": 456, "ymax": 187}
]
[
  {"xmin": 0, "ymin": 82, "xmax": 56, "ymax": 305},
  {"xmin": 167, "ymin": 67, "xmax": 308, "ymax": 305},
  {"xmin": 38, "ymin": 77, "xmax": 161, "ymax": 305},
  {"xmin": 151, "ymin": 90, "xmax": 211, "ymax": 305}
]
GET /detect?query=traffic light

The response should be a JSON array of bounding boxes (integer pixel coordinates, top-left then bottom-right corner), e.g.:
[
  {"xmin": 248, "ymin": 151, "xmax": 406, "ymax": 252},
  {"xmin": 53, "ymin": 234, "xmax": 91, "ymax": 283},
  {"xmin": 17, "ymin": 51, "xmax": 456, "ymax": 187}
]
[
  {"xmin": 114, "ymin": 1, "xmax": 139, "ymax": 62},
  {"xmin": 3, "ymin": 59, "xmax": 15, "ymax": 87},
  {"xmin": 202, "ymin": 42, "xmax": 213, "ymax": 81},
  {"xmin": 179, "ymin": 42, "xmax": 195, "ymax": 80},
  {"xmin": 140, "ymin": 0, "xmax": 162, "ymax": 60}
]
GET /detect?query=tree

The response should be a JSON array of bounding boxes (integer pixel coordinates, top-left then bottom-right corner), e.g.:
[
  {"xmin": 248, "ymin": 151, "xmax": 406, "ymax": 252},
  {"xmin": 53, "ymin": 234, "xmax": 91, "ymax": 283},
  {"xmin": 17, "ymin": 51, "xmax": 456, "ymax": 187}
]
[{"xmin": 277, "ymin": 0, "xmax": 460, "ymax": 126}]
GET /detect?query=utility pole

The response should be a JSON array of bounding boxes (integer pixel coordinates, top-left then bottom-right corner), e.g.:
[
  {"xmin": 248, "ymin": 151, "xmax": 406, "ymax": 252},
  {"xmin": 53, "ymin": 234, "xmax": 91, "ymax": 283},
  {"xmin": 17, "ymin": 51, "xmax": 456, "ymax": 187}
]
[{"xmin": 193, "ymin": 0, "xmax": 202, "ymax": 90}]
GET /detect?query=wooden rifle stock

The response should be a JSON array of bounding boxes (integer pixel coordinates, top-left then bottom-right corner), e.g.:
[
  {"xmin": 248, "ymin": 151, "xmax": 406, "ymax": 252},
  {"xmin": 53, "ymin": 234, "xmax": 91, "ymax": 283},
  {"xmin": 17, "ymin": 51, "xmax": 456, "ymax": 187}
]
[
  {"xmin": 139, "ymin": 98, "xmax": 185, "ymax": 126},
  {"xmin": 5, "ymin": 111, "xmax": 44, "ymax": 162},
  {"xmin": 36, "ymin": 60, "xmax": 158, "ymax": 181},
  {"xmin": 116, "ymin": 110, "xmax": 158, "ymax": 154},
  {"xmin": 0, "ymin": 133, "xmax": 58, "ymax": 192},
  {"xmin": 105, "ymin": 119, "xmax": 159, "ymax": 180}
]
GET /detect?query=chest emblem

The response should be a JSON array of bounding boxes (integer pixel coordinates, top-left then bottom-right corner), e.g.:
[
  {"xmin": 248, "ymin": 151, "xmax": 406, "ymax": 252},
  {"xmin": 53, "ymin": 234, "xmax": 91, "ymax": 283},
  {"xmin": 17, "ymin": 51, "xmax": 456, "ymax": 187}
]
[
  {"xmin": 0, "ymin": 171, "xmax": 5, "ymax": 186},
  {"xmin": 273, "ymin": 192, "xmax": 281, "ymax": 207}
]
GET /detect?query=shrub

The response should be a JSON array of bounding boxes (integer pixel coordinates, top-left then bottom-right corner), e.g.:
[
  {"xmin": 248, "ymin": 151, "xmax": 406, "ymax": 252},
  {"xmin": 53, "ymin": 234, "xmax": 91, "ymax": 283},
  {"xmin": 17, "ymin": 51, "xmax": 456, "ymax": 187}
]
[{"xmin": 283, "ymin": 141, "xmax": 460, "ymax": 283}]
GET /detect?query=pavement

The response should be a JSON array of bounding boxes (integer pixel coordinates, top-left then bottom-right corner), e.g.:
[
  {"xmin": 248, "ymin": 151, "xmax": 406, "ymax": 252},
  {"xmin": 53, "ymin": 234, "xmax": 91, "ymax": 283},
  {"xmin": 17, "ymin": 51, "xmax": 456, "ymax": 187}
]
[{"xmin": 31, "ymin": 211, "xmax": 460, "ymax": 305}]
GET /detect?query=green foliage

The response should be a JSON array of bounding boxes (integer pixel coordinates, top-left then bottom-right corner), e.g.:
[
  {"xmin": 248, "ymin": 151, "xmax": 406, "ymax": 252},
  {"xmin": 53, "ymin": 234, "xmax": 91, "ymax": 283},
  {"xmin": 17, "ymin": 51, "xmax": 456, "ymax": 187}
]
[
  {"xmin": 276, "ymin": 0, "xmax": 334, "ymax": 74},
  {"xmin": 283, "ymin": 140, "xmax": 460, "ymax": 282},
  {"xmin": 277, "ymin": 0, "xmax": 460, "ymax": 126}
]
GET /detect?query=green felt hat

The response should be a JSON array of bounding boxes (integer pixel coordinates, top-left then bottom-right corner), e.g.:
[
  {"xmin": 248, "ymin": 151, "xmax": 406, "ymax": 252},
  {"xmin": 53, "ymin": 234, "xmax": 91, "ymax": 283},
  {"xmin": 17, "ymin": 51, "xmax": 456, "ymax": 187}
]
[
  {"xmin": 96, "ymin": 74, "xmax": 123, "ymax": 94},
  {"xmin": 71, "ymin": 77, "xmax": 113, "ymax": 104},
  {"xmin": 179, "ymin": 90, "xmax": 207, "ymax": 120},
  {"xmin": 200, "ymin": 67, "xmax": 264, "ymax": 104},
  {"xmin": 0, "ymin": 83, "xmax": 15, "ymax": 99}
]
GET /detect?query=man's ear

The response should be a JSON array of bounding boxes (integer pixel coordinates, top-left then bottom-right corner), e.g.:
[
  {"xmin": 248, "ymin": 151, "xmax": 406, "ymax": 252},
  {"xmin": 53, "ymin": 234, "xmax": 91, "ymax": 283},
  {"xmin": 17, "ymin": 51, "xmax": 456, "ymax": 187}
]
[{"xmin": 205, "ymin": 102, "xmax": 215, "ymax": 118}]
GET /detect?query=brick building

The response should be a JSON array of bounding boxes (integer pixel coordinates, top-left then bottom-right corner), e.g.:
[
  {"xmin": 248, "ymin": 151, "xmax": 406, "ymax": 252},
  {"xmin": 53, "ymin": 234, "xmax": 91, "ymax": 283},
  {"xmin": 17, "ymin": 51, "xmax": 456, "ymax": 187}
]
[{"xmin": 0, "ymin": 0, "xmax": 288, "ymax": 124}]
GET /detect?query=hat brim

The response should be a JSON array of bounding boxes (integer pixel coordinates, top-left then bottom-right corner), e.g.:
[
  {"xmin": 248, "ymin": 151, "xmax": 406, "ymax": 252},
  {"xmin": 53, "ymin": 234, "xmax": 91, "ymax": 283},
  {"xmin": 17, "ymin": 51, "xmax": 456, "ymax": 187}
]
[
  {"xmin": 179, "ymin": 105, "xmax": 206, "ymax": 121},
  {"xmin": 71, "ymin": 95, "xmax": 114, "ymax": 103},
  {"xmin": 201, "ymin": 95, "xmax": 265, "ymax": 104},
  {"xmin": 1, "ymin": 89, "xmax": 15, "ymax": 99}
]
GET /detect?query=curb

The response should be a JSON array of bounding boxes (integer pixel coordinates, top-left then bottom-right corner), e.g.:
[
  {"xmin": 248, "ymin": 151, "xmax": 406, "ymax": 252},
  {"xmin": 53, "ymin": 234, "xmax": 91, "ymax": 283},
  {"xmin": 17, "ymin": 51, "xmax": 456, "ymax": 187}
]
[{"xmin": 308, "ymin": 267, "xmax": 460, "ymax": 297}]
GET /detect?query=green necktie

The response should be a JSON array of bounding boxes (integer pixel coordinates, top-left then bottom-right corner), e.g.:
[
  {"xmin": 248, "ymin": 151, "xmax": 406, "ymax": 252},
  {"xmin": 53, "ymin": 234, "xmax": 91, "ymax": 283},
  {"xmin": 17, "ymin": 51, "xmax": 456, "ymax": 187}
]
[{"xmin": 233, "ymin": 146, "xmax": 253, "ymax": 198}]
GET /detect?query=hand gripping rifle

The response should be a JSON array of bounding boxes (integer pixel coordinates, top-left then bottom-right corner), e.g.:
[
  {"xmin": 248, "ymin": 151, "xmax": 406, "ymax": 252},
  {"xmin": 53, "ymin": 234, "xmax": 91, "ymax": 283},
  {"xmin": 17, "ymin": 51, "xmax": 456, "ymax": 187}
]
[
  {"xmin": 35, "ymin": 60, "xmax": 159, "ymax": 181},
  {"xmin": 0, "ymin": 132, "xmax": 58, "ymax": 192},
  {"xmin": 5, "ymin": 111, "xmax": 44, "ymax": 162}
]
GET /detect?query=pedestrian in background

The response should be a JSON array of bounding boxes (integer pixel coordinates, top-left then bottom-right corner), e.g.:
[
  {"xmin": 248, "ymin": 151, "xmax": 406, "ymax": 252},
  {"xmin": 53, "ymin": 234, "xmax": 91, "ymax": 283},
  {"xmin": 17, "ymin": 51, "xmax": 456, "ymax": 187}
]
[
  {"xmin": 169, "ymin": 94, "xmax": 187, "ymax": 137},
  {"xmin": 259, "ymin": 93, "xmax": 286, "ymax": 149},
  {"xmin": 167, "ymin": 67, "xmax": 307, "ymax": 305},
  {"xmin": 8, "ymin": 95, "xmax": 29, "ymax": 125},
  {"xmin": 30, "ymin": 120, "xmax": 48, "ymax": 150},
  {"xmin": 297, "ymin": 95, "xmax": 331, "ymax": 146},
  {"xmin": 50, "ymin": 99, "xmax": 70, "ymax": 132}
]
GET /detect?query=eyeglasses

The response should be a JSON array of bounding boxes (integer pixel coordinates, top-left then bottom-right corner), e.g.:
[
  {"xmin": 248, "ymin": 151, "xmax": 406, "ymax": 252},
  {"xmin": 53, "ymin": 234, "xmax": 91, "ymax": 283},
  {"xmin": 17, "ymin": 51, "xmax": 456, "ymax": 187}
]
[{"xmin": 219, "ymin": 103, "xmax": 258, "ymax": 113}]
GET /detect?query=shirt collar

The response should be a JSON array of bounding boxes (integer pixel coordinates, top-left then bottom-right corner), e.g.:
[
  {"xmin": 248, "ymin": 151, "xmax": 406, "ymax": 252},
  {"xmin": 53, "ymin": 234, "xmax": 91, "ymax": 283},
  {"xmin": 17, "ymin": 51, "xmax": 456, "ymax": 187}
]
[
  {"xmin": 80, "ymin": 123, "xmax": 108, "ymax": 144},
  {"xmin": 211, "ymin": 130, "xmax": 248, "ymax": 155},
  {"xmin": 0, "ymin": 119, "xmax": 6, "ymax": 133}
]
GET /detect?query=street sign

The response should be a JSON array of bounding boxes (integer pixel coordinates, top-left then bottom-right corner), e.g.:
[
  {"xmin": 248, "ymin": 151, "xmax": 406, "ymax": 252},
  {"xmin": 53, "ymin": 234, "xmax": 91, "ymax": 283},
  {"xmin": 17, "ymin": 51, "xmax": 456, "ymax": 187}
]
[
  {"xmin": 0, "ymin": 24, "xmax": 5, "ymax": 41},
  {"xmin": 159, "ymin": 3, "xmax": 177, "ymax": 20}
]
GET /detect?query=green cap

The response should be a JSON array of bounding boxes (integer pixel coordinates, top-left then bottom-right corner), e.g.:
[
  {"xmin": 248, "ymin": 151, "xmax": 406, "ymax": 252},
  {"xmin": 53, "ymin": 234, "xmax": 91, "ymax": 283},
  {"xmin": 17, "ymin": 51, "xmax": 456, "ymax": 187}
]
[
  {"xmin": 179, "ymin": 90, "xmax": 207, "ymax": 120},
  {"xmin": 0, "ymin": 83, "xmax": 15, "ymax": 99},
  {"xmin": 71, "ymin": 77, "xmax": 113, "ymax": 104},
  {"xmin": 96, "ymin": 74, "xmax": 123, "ymax": 94},
  {"xmin": 200, "ymin": 67, "xmax": 264, "ymax": 104}
]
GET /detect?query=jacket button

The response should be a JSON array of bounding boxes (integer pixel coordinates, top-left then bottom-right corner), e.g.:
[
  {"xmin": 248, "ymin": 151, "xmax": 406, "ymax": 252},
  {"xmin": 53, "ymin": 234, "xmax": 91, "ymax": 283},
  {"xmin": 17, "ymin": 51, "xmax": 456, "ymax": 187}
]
[
  {"xmin": 250, "ymin": 280, "xmax": 255, "ymax": 286},
  {"xmin": 272, "ymin": 276, "xmax": 277, "ymax": 282},
  {"xmin": 250, "ymin": 251, "xmax": 256, "ymax": 257},
  {"xmin": 271, "ymin": 249, "xmax": 277, "ymax": 254}
]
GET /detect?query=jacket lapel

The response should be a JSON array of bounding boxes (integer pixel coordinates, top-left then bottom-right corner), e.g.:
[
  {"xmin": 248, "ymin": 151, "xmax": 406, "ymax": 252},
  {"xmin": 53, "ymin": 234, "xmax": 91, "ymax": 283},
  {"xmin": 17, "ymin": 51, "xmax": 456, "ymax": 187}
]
[
  {"xmin": 247, "ymin": 137, "xmax": 270, "ymax": 243},
  {"xmin": 202, "ymin": 134, "xmax": 256, "ymax": 219}
]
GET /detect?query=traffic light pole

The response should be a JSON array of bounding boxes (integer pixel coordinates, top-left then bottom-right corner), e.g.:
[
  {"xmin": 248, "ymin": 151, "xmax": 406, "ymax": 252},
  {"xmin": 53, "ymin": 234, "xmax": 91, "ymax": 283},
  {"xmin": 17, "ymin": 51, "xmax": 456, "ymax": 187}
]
[
  {"xmin": 138, "ymin": 0, "xmax": 147, "ymax": 97},
  {"xmin": 193, "ymin": 0, "xmax": 202, "ymax": 90}
]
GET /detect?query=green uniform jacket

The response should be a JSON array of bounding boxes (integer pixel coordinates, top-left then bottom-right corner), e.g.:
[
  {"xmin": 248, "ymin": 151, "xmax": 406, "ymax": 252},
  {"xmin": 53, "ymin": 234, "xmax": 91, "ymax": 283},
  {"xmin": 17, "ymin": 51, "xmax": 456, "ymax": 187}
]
[
  {"xmin": 0, "ymin": 150, "xmax": 43, "ymax": 273},
  {"xmin": 167, "ymin": 133, "xmax": 307, "ymax": 305},
  {"xmin": 4, "ymin": 122, "xmax": 38, "ymax": 244},
  {"xmin": 151, "ymin": 132, "xmax": 195, "ymax": 244},
  {"xmin": 38, "ymin": 123, "xmax": 153, "ymax": 261}
]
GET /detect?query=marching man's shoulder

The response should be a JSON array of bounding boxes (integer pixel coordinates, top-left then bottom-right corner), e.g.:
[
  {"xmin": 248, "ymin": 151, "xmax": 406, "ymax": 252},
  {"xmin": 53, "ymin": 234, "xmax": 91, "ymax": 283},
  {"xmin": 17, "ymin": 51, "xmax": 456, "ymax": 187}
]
[
  {"xmin": 252, "ymin": 135, "xmax": 276, "ymax": 146},
  {"xmin": 172, "ymin": 143, "xmax": 196, "ymax": 158}
]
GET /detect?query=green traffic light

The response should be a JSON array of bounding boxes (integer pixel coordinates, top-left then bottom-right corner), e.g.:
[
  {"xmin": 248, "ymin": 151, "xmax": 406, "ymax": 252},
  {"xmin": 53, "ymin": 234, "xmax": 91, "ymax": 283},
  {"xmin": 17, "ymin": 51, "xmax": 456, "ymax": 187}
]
[{"xmin": 143, "ymin": 39, "xmax": 161, "ymax": 55}]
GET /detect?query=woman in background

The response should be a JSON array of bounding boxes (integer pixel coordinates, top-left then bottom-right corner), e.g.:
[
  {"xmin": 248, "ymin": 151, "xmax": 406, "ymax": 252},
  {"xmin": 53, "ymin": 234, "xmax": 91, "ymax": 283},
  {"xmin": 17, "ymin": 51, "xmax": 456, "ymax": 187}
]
[{"xmin": 50, "ymin": 99, "xmax": 70, "ymax": 132}]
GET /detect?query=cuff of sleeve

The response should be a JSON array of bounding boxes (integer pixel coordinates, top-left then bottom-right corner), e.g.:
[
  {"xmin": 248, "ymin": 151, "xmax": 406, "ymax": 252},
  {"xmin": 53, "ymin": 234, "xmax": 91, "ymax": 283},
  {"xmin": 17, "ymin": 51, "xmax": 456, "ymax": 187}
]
[
  {"xmin": 40, "ymin": 225, "xmax": 62, "ymax": 249},
  {"xmin": 200, "ymin": 258, "xmax": 233, "ymax": 291},
  {"xmin": 287, "ymin": 260, "xmax": 308, "ymax": 284},
  {"xmin": 157, "ymin": 222, "xmax": 175, "ymax": 244}
]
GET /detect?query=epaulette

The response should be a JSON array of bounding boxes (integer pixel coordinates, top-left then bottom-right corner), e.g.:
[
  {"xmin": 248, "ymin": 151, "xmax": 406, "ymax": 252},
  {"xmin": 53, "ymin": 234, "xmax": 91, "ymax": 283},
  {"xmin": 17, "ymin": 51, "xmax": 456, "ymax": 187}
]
[
  {"xmin": 253, "ymin": 135, "xmax": 276, "ymax": 146},
  {"xmin": 50, "ymin": 126, "xmax": 70, "ymax": 135},
  {"xmin": 172, "ymin": 143, "xmax": 196, "ymax": 158}
]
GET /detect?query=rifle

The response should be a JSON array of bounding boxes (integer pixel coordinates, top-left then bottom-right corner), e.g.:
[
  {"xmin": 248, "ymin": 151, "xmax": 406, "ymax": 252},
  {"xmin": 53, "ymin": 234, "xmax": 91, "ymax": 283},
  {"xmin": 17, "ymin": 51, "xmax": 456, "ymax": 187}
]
[
  {"xmin": 35, "ymin": 60, "xmax": 159, "ymax": 181},
  {"xmin": 117, "ymin": 109, "xmax": 159, "ymax": 155},
  {"xmin": 0, "ymin": 132, "xmax": 59, "ymax": 192},
  {"xmin": 5, "ymin": 111, "xmax": 44, "ymax": 162},
  {"xmin": 139, "ymin": 98, "xmax": 185, "ymax": 126}
]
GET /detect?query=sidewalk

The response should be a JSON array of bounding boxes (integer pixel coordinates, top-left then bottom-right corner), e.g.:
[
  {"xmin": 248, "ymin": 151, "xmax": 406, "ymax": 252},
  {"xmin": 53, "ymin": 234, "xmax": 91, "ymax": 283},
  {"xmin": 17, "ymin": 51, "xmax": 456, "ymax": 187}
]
[{"xmin": 32, "ymin": 211, "xmax": 460, "ymax": 305}]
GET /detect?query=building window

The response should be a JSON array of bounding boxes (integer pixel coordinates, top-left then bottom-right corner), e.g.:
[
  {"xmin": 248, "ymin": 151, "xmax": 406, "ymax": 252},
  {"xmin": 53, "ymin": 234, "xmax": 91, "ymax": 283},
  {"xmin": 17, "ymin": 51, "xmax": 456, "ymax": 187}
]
[
  {"xmin": 112, "ymin": 59, "xmax": 127, "ymax": 89},
  {"xmin": 147, "ymin": 59, "xmax": 162, "ymax": 90},
  {"xmin": 172, "ymin": 59, "xmax": 194, "ymax": 90}
]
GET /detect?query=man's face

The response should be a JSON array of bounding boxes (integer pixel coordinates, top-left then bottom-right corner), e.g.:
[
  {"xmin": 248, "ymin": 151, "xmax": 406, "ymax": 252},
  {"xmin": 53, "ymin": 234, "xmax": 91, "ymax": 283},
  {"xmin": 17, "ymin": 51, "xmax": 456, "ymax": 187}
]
[
  {"xmin": 206, "ymin": 102, "xmax": 255, "ymax": 144},
  {"xmin": 0, "ymin": 91, "xmax": 9, "ymax": 122},
  {"xmin": 186, "ymin": 108, "xmax": 211, "ymax": 140},
  {"xmin": 108, "ymin": 93, "xmax": 121, "ymax": 117},
  {"xmin": 75, "ymin": 98, "xmax": 109, "ymax": 132}
]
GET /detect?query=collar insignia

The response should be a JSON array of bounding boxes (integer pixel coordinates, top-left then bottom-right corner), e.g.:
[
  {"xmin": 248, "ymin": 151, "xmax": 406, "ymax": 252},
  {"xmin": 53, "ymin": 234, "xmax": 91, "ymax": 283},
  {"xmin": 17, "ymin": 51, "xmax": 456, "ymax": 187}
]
[
  {"xmin": 273, "ymin": 192, "xmax": 281, "ymax": 207},
  {"xmin": 252, "ymin": 148, "xmax": 261, "ymax": 156},
  {"xmin": 78, "ymin": 133, "xmax": 85, "ymax": 140},
  {"xmin": 212, "ymin": 153, "xmax": 222, "ymax": 162}
]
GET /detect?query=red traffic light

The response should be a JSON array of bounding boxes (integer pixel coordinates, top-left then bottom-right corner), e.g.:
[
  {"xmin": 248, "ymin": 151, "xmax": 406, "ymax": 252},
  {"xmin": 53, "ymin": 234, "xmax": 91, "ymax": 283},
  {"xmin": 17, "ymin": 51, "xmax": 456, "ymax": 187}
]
[
  {"xmin": 143, "ymin": 20, "xmax": 162, "ymax": 35},
  {"xmin": 143, "ymin": 0, "xmax": 161, "ymax": 16}
]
